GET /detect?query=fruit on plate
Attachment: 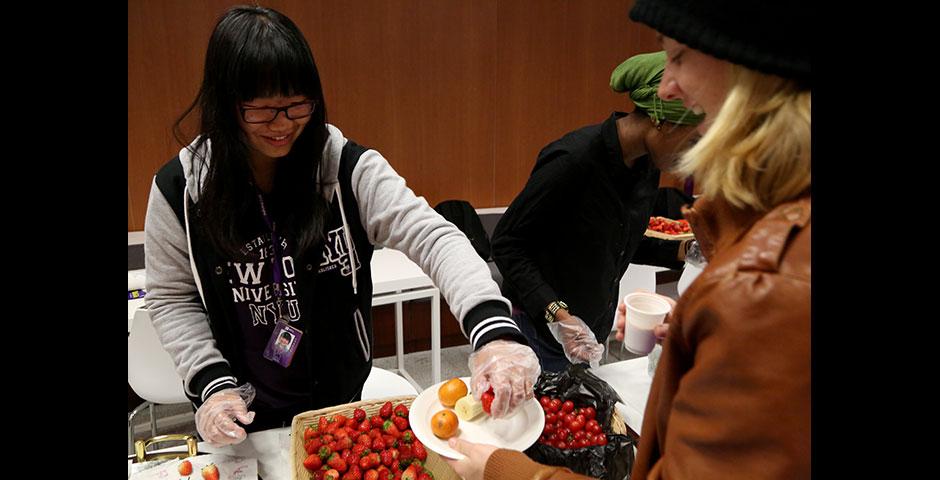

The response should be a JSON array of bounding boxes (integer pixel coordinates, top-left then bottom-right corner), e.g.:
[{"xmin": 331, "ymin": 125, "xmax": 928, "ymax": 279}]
[
  {"xmin": 178, "ymin": 459, "xmax": 193, "ymax": 476},
  {"xmin": 454, "ymin": 393, "xmax": 484, "ymax": 421},
  {"xmin": 648, "ymin": 216, "xmax": 691, "ymax": 235},
  {"xmin": 437, "ymin": 377, "xmax": 469, "ymax": 407},
  {"xmin": 430, "ymin": 409, "xmax": 459, "ymax": 438},
  {"xmin": 481, "ymin": 387, "xmax": 495, "ymax": 414},
  {"xmin": 201, "ymin": 463, "xmax": 219, "ymax": 480}
]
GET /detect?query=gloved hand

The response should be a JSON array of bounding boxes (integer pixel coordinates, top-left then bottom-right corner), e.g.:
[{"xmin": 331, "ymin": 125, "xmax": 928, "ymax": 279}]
[
  {"xmin": 546, "ymin": 312, "xmax": 604, "ymax": 368},
  {"xmin": 194, "ymin": 383, "xmax": 257, "ymax": 446},
  {"xmin": 468, "ymin": 339, "xmax": 540, "ymax": 419}
]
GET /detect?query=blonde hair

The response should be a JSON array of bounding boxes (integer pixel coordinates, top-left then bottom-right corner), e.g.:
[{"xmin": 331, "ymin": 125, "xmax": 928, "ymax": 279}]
[{"xmin": 675, "ymin": 65, "xmax": 811, "ymax": 212}]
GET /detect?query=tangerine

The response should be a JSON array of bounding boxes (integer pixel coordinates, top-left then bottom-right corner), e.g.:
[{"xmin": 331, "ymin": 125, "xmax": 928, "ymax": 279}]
[
  {"xmin": 437, "ymin": 377, "xmax": 468, "ymax": 407},
  {"xmin": 430, "ymin": 409, "xmax": 459, "ymax": 438}
]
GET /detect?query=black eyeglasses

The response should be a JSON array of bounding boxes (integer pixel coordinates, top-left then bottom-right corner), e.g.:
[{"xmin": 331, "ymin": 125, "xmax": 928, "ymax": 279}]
[{"xmin": 239, "ymin": 101, "xmax": 317, "ymax": 124}]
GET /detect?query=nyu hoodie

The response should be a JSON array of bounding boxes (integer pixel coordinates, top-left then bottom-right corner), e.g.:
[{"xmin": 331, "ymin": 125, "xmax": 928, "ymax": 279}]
[{"xmin": 144, "ymin": 124, "xmax": 524, "ymax": 418}]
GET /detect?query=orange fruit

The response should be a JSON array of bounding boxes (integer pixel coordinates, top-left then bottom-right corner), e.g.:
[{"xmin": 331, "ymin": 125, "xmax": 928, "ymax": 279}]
[
  {"xmin": 430, "ymin": 409, "xmax": 459, "ymax": 439},
  {"xmin": 437, "ymin": 378, "xmax": 468, "ymax": 407}
]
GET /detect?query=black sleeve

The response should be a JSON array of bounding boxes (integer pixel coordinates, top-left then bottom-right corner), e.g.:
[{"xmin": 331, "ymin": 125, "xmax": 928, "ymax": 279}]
[{"xmin": 491, "ymin": 154, "xmax": 584, "ymax": 319}]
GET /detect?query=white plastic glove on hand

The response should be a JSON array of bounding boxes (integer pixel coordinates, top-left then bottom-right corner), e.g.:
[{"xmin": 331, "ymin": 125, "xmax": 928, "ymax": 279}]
[
  {"xmin": 546, "ymin": 314, "xmax": 604, "ymax": 368},
  {"xmin": 468, "ymin": 339, "xmax": 541, "ymax": 419},
  {"xmin": 194, "ymin": 383, "xmax": 257, "ymax": 446}
]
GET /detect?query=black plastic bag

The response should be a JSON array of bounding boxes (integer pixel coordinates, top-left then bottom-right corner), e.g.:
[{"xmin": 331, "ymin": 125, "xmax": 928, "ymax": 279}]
[{"xmin": 524, "ymin": 364, "xmax": 636, "ymax": 480}]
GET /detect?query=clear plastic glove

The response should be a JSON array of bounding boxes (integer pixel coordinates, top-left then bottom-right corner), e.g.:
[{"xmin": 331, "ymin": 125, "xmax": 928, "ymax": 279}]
[
  {"xmin": 546, "ymin": 313, "xmax": 604, "ymax": 368},
  {"xmin": 468, "ymin": 339, "xmax": 540, "ymax": 419},
  {"xmin": 194, "ymin": 383, "xmax": 257, "ymax": 446}
]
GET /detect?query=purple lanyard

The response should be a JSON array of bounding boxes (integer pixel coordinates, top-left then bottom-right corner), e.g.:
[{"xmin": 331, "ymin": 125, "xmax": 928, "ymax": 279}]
[{"xmin": 257, "ymin": 192, "xmax": 286, "ymax": 319}]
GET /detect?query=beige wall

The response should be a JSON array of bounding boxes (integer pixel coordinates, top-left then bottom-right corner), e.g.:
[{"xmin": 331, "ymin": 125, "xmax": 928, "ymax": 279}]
[{"xmin": 128, "ymin": 0, "xmax": 664, "ymax": 231}]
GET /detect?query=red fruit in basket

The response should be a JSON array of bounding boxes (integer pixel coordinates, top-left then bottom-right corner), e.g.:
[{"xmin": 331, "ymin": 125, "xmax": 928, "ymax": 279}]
[
  {"xmin": 178, "ymin": 459, "xmax": 193, "ymax": 476},
  {"xmin": 481, "ymin": 388, "xmax": 495, "ymax": 414},
  {"xmin": 305, "ymin": 425, "xmax": 319, "ymax": 440},
  {"xmin": 401, "ymin": 465, "xmax": 419, "ymax": 480},
  {"xmin": 356, "ymin": 434, "xmax": 371, "ymax": 446},
  {"xmin": 333, "ymin": 414, "xmax": 349, "ymax": 428},
  {"xmin": 379, "ymin": 401, "xmax": 393, "ymax": 419},
  {"xmin": 394, "ymin": 403, "xmax": 409, "ymax": 418},
  {"xmin": 398, "ymin": 444, "xmax": 414, "ymax": 462},
  {"xmin": 343, "ymin": 449, "xmax": 356, "ymax": 466},
  {"xmin": 380, "ymin": 449, "xmax": 394, "ymax": 467},
  {"xmin": 365, "ymin": 470, "xmax": 379, "ymax": 480},
  {"xmin": 324, "ymin": 469, "xmax": 341, "ymax": 480},
  {"xmin": 327, "ymin": 453, "xmax": 349, "ymax": 473},
  {"xmin": 412, "ymin": 441, "xmax": 427, "ymax": 461},
  {"xmin": 371, "ymin": 415, "xmax": 384, "ymax": 427},
  {"xmin": 400, "ymin": 430, "xmax": 414, "ymax": 443},
  {"xmin": 306, "ymin": 438, "xmax": 323, "ymax": 454},
  {"xmin": 305, "ymin": 453, "xmax": 324, "ymax": 471},
  {"xmin": 353, "ymin": 408, "xmax": 367, "ymax": 423},
  {"xmin": 382, "ymin": 420, "xmax": 402, "ymax": 437},
  {"xmin": 392, "ymin": 415, "xmax": 409, "ymax": 431},
  {"xmin": 201, "ymin": 463, "xmax": 219, "ymax": 480},
  {"xmin": 319, "ymin": 416, "xmax": 330, "ymax": 431},
  {"xmin": 318, "ymin": 445, "xmax": 333, "ymax": 460},
  {"xmin": 376, "ymin": 466, "xmax": 391, "ymax": 479},
  {"xmin": 358, "ymin": 420, "xmax": 371, "ymax": 432},
  {"xmin": 417, "ymin": 473, "xmax": 432, "ymax": 480},
  {"xmin": 338, "ymin": 436, "xmax": 354, "ymax": 451}
]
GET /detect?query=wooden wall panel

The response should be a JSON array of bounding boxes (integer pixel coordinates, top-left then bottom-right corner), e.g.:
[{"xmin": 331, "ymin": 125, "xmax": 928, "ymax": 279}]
[{"xmin": 128, "ymin": 0, "xmax": 659, "ymax": 231}]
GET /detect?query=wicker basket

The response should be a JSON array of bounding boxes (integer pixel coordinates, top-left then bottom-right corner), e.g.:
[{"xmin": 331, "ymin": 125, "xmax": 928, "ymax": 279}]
[{"xmin": 290, "ymin": 395, "xmax": 459, "ymax": 480}]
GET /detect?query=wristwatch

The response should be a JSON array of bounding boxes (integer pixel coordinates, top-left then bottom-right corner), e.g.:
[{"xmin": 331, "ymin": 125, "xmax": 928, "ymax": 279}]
[{"xmin": 544, "ymin": 300, "xmax": 569, "ymax": 323}]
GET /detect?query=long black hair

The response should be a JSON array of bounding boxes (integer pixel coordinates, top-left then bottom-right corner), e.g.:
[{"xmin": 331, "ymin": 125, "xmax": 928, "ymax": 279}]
[{"xmin": 173, "ymin": 5, "xmax": 330, "ymax": 257}]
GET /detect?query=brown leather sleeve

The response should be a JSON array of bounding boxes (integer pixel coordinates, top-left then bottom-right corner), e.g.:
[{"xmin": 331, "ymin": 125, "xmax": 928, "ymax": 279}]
[
  {"xmin": 643, "ymin": 267, "xmax": 811, "ymax": 479},
  {"xmin": 484, "ymin": 449, "xmax": 593, "ymax": 480}
]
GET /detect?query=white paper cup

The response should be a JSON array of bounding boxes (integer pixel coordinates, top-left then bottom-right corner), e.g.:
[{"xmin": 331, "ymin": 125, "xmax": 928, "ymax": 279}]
[{"xmin": 622, "ymin": 292, "xmax": 672, "ymax": 355}]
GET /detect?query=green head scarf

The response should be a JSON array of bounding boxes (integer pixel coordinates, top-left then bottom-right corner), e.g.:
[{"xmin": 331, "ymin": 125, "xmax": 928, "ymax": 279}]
[{"xmin": 610, "ymin": 51, "xmax": 704, "ymax": 126}]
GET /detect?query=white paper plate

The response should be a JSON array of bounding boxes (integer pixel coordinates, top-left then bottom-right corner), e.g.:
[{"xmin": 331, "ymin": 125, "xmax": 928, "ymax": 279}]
[{"xmin": 408, "ymin": 377, "xmax": 544, "ymax": 459}]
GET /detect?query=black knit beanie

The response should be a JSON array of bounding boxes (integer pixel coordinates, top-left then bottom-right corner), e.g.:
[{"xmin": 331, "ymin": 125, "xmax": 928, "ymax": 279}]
[{"xmin": 629, "ymin": 0, "xmax": 811, "ymax": 86}]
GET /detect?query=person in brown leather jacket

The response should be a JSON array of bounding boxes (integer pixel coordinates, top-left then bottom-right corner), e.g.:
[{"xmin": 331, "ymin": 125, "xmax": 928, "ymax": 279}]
[{"xmin": 444, "ymin": 0, "xmax": 810, "ymax": 478}]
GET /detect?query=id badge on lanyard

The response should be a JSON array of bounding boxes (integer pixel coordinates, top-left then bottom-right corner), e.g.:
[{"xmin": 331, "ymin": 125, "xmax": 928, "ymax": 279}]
[{"xmin": 257, "ymin": 191, "xmax": 303, "ymax": 368}]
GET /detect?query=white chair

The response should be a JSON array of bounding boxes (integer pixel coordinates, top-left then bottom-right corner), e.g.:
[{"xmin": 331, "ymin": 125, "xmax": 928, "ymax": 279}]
[
  {"xmin": 361, "ymin": 367, "xmax": 419, "ymax": 400},
  {"xmin": 128, "ymin": 308, "xmax": 190, "ymax": 452}
]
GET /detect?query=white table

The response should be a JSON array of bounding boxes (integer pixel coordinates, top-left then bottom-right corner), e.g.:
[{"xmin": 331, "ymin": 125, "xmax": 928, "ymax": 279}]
[
  {"xmin": 369, "ymin": 248, "xmax": 441, "ymax": 390},
  {"xmin": 590, "ymin": 357, "xmax": 653, "ymax": 436}
]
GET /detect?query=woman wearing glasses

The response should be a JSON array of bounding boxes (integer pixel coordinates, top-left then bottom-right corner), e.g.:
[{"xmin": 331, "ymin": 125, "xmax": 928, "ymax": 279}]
[{"xmin": 143, "ymin": 5, "xmax": 540, "ymax": 445}]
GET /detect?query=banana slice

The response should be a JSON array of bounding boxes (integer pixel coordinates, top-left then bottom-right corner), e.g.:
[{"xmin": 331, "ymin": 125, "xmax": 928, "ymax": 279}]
[{"xmin": 455, "ymin": 393, "xmax": 484, "ymax": 421}]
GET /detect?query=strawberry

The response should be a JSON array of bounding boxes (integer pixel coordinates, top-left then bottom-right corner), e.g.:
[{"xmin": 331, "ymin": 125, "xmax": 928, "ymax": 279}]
[
  {"xmin": 371, "ymin": 416, "xmax": 384, "ymax": 427},
  {"xmin": 318, "ymin": 445, "xmax": 333, "ymax": 460},
  {"xmin": 365, "ymin": 469, "xmax": 379, "ymax": 480},
  {"xmin": 368, "ymin": 453, "xmax": 381, "ymax": 468},
  {"xmin": 353, "ymin": 408, "xmax": 367, "ymax": 423},
  {"xmin": 400, "ymin": 430, "xmax": 414, "ymax": 443},
  {"xmin": 393, "ymin": 473, "xmax": 402, "ymax": 480},
  {"xmin": 333, "ymin": 414, "xmax": 349, "ymax": 428},
  {"xmin": 358, "ymin": 420, "xmax": 371, "ymax": 432},
  {"xmin": 369, "ymin": 429, "xmax": 382, "ymax": 439},
  {"xmin": 481, "ymin": 387, "xmax": 495, "ymax": 414},
  {"xmin": 412, "ymin": 441, "xmax": 427, "ymax": 462},
  {"xmin": 201, "ymin": 463, "xmax": 219, "ymax": 480},
  {"xmin": 305, "ymin": 425, "xmax": 320, "ymax": 440},
  {"xmin": 401, "ymin": 465, "xmax": 419, "ymax": 480},
  {"xmin": 327, "ymin": 452, "xmax": 348, "ymax": 473},
  {"xmin": 382, "ymin": 420, "xmax": 401, "ymax": 438},
  {"xmin": 376, "ymin": 466, "xmax": 391, "ymax": 480},
  {"xmin": 344, "ymin": 465, "xmax": 362, "ymax": 480},
  {"xmin": 313, "ymin": 470, "xmax": 327, "ymax": 480},
  {"xmin": 380, "ymin": 449, "xmax": 394, "ymax": 467},
  {"xmin": 337, "ymin": 436, "xmax": 354, "ymax": 451},
  {"xmin": 319, "ymin": 416, "xmax": 330, "ymax": 431},
  {"xmin": 382, "ymin": 434, "xmax": 398, "ymax": 449},
  {"xmin": 342, "ymin": 449, "xmax": 356, "ymax": 467},
  {"xmin": 306, "ymin": 437, "xmax": 323, "ymax": 454},
  {"xmin": 305, "ymin": 453, "xmax": 324, "ymax": 471},
  {"xmin": 392, "ymin": 416, "xmax": 409, "ymax": 432},
  {"xmin": 393, "ymin": 404, "xmax": 409, "ymax": 418},
  {"xmin": 178, "ymin": 459, "xmax": 193, "ymax": 476},
  {"xmin": 351, "ymin": 444, "xmax": 367, "ymax": 457},
  {"xmin": 417, "ymin": 473, "xmax": 433, "ymax": 480},
  {"xmin": 398, "ymin": 444, "xmax": 414, "ymax": 463},
  {"xmin": 372, "ymin": 437, "xmax": 386, "ymax": 451},
  {"xmin": 357, "ymin": 434, "xmax": 372, "ymax": 446},
  {"xmin": 379, "ymin": 401, "xmax": 393, "ymax": 419},
  {"xmin": 324, "ymin": 469, "xmax": 341, "ymax": 480}
]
